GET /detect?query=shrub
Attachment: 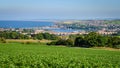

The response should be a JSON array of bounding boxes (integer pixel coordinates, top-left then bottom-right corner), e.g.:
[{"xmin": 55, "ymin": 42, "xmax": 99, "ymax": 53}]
[
  {"xmin": 0, "ymin": 37, "xmax": 6, "ymax": 43},
  {"xmin": 47, "ymin": 39, "xmax": 74, "ymax": 46},
  {"xmin": 47, "ymin": 41, "xmax": 56, "ymax": 45},
  {"xmin": 66, "ymin": 39, "xmax": 74, "ymax": 47},
  {"xmin": 21, "ymin": 41, "xmax": 32, "ymax": 44}
]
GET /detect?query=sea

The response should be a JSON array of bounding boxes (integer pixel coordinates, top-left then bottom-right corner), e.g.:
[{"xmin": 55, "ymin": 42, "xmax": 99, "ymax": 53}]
[
  {"xmin": 0, "ymin": 21, "xmax": 80, "ymax": 32},
  {"xmin": 0, "ymin": 21, "xmax": 53, "ymax": 28}
]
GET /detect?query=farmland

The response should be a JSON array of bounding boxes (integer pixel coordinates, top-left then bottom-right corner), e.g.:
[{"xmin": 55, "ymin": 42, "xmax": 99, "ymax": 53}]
[{"xmin": 0, "ymin": 43, "xmax": 120, "ymax": 68}]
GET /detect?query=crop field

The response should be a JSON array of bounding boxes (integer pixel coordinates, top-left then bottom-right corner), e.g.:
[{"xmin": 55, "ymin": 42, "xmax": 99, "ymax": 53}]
[{"xmin": 0, "ymin": 43, "xmax": 120, "ymax": 68}]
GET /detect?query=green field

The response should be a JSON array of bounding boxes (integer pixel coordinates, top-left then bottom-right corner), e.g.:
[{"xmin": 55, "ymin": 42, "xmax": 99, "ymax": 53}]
[{"xmin": 0, "ymin": 43, "xmax": 120, "ymax": 68}]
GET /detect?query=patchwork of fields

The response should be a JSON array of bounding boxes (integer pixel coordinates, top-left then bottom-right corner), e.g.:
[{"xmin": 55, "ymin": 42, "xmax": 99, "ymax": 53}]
[{"xmin": 0, "ymin": 43, "xmax": 120, "ymax": 68}]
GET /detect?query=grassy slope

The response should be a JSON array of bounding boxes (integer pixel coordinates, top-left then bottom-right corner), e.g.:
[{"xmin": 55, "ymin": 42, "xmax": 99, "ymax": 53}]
[{"xmin": 0, "ymin": 43, "xmax": 120, "ymax": 68}]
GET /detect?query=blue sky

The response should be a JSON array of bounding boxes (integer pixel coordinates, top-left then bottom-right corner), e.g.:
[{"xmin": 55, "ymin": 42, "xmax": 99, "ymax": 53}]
[{"xmin": 0, "ymin": 0, "xmax": 120, "ymax": 20}]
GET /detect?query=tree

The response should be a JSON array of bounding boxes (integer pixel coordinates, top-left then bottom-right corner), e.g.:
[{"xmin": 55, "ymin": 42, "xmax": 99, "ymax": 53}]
[
  {"xmin": 36, "ymin": 33, "xmax": 44, "ymax": 40},
  {"xmin": 43, "ymin": 33, "xmax": 51, "ymax": 40},
  {"xmin": 50, "ymin": 34, "xmax": 59, "ymax": 40},
  {"xmin": 74, "ymin": 36, "xmax": 86, "ymax": 47},
  {"xmin": 10, "ymin": 32, "xmax": 19, "ymax": 39},
  {"xmin": 85, "ymin": 32, "xmax": 99, "ymax": 47},
  {"xmin": 107, "ymin": 36, "xmax": 120, "ymax": 48},
  {"xmin": 0, "ymin": 31, "xmax": 30, "ymax": 39},
  {"xmin": 74, "ymin": 32, "xmax": 108, "ymax": 47},
  {"xmin": 96, "ymin": 36, "xmax": 108, "ymax": 47}
]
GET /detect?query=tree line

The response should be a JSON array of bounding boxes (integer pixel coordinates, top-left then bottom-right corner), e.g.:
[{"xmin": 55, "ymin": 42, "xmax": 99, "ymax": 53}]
[
  {"xmin": 31, "ymin": 33, "xmax": 59, "ymax": 40},
  {"xmin": 0, "ymin": 31, "xmax": 29, "ymax": 39},
  {"xmin": 0, "ymin": 31, "xmax": 59, "ymax": 40},
  {"xmin": 47, "ymin": 32, "xmax": 120, "ymax": 49}
]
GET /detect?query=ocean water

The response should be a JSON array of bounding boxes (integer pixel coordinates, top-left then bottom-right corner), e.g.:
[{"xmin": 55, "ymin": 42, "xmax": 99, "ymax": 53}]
[
  {"xmin": 0, "ymin": 21, "xmax": 54, "ymax": 28},
  {"xmin": 0, "ymin": 21, "xmax": 81, "ymax": 32}
]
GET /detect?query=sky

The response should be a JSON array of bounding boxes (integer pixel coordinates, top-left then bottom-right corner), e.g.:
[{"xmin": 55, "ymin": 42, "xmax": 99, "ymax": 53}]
[{"xmin": 0, "ymin": 0, "xmax": 120, "ymax": 20}]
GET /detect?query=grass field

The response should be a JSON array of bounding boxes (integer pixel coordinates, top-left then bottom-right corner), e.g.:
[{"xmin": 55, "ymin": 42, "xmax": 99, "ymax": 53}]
[
  {"xmin": 0, "ymin": 43, "xmax": 120, "ymax": 68},
  {"xmin": 6, "ymin": 39, "xmax": 52, "ymax": 43}
]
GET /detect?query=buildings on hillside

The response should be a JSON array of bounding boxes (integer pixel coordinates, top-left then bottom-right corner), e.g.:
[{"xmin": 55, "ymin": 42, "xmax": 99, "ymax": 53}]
[{"xmin": 0, "ymin": 27, "xmax": 118, "ymax": 36}]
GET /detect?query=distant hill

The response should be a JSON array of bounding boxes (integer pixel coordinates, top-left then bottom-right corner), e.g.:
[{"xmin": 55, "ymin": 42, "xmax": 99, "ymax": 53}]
[{"xmin": 104, "ymin": 20, "xmax": 120, "ymax": 24}]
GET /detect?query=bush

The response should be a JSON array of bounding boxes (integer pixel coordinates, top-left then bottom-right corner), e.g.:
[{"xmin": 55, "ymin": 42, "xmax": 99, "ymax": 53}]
[
  {"xmin": 21, "ymin": 41, "xmax": 33, "ymax": 44},
  {"xmin": 0, "ymin": 37, "xmax": 6, "ymax": 43},
  {"xmin": 47, "ymin": 41, "xmax": 56, "ymax": 45},
  {"xmin": 115, "ymin": 45, "xmax": 120, "ymax": 49},
  {"xmin": 66, "ymin": 39, "xmax": 74, "ymax": 47},
  {"xmin": 47, "ymin": 39, "xmax": 74, "ymax": 46}
]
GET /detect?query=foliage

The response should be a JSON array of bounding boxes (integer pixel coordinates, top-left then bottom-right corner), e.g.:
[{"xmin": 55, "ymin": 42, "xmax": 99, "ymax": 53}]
[
  {"xmin": 32, "ymin": 33, "xmax": 59, "ymax": 40},
  {"xmin": 47, "ymin": 41, "xmax": 56, "ymax": 45},
  {"xmin": 47, "ymin": 39, "xmax": 74, "ymax": 46},
  {"xmin": 107, "ymin": 36, "xmax": 120, "ymax": 48},
  {"xmin": 0, "ymin": 31, "xmax": 29, "ymax": 39},
  {"xmin": 85, "ymin": 32, "xmax": 107, "ymax": 47},
  {"xmin": 0, "ymin": 37, "xmax": 6, "ymax": 43},
  {"xmin": 69, "ymin": 34, "xmax": 81, "ymax": 40},
  {"xmin": 74, "ymin": 36, "xmax": 87, "ymax": 47},
  {"xmin": 0, "ymin": 31, "xmax": 59, "ymax": 40},
  {"xmin": 35, "ymin": 33, "xmax": 44, "ymax": 40},
  {"xmin": 74, "ymin": 32, "xmax": 120, "ymax": 48}
]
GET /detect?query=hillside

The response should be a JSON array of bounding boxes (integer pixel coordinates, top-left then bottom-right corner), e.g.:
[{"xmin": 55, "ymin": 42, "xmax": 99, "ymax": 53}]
[{"xmin": 0, "ymin": 43, "xmax": 120, "ymax": 68}]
